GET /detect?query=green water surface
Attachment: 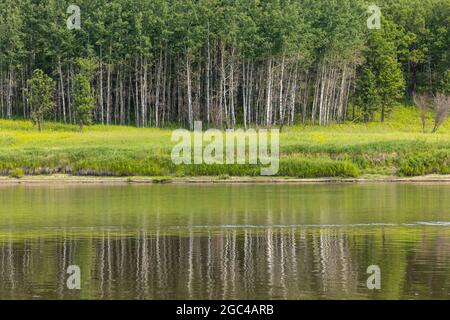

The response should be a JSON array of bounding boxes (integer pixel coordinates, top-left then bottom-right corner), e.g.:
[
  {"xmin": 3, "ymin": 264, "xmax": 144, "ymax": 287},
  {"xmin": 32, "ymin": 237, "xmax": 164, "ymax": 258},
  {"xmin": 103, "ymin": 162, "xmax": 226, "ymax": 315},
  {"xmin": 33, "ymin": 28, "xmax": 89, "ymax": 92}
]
[{"xmin": 0, "ymin": 183, "xmax": 449, "ymax": 299}]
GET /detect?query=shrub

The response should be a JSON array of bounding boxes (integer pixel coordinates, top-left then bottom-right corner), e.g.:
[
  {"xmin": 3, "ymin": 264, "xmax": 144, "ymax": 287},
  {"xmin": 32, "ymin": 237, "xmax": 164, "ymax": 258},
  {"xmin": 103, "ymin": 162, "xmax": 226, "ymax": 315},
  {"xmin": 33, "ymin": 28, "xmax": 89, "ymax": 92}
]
[
  {"xmin": 279, "ymin": 158, "xmax": 360, "ymax": 178},
  {"xmin": 9, "ymin": 168, "xmax": 25, "ymax": 179},
  {"xmin": 398, "ymin": 151, "xmax": 450, "ymax": 176}
]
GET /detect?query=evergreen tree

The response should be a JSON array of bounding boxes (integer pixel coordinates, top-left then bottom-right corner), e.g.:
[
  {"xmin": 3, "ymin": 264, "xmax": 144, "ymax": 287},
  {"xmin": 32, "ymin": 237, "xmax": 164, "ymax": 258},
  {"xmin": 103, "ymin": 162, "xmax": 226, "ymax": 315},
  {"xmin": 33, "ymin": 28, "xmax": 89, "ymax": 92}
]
[
  {"xmin": 23, "ymin": 69, "xmax": 55, "ymax": 131},
  {"xmin": 73, "ymin": 58, "xmax": 96, "ymax": 131},
  {"xmin": 357, "ymin": 19, "xmax": 405, "ymax": 122}
]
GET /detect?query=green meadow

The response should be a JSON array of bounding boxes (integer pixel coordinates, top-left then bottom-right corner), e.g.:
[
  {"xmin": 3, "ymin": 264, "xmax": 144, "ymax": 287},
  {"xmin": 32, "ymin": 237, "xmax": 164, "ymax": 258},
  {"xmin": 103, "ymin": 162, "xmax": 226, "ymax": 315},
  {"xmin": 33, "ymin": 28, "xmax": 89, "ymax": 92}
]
[{"xmin": 1, "ymin": 107, "xmax": 450, "ymax": 179}]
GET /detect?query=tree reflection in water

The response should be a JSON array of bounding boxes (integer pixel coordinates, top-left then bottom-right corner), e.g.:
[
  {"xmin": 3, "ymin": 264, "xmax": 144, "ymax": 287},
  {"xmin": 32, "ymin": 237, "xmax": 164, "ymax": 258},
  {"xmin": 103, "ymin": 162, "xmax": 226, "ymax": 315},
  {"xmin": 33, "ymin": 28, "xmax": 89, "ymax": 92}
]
[{"xmin": 1, "ymin": 226, "xmax": 449, "ymax": 299}]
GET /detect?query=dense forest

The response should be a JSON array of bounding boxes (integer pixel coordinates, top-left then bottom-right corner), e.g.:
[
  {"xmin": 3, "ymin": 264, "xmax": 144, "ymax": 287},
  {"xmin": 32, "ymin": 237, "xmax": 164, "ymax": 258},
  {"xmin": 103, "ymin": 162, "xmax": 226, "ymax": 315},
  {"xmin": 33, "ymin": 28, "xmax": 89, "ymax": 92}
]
[{"xmin": 0, "ymin": 0, "xmax": 449, "ymax": 129}]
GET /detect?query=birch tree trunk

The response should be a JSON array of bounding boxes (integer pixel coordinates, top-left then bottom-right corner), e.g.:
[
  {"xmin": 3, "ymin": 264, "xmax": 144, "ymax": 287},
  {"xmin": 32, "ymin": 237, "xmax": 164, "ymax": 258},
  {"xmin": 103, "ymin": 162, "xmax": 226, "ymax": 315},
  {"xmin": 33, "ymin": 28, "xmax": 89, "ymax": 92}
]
[
  {"xmin": 266, "ymin": 58, "xmax": 273, "ymax": 127},
  {"xmin": 106, "ymin": 59, "xmax": 111, "ymax": 125},
  {"xmin": 58, "ymin": 59, "xmax": 66, "ymax": 123},
  {"xmin": 186, "ymin": 53, "xmax": 193, "ymax": 129},
  {"xmin": 279, "ymin": 55, "xmax": 285, "ymax": 126},
  {"xmin": 99, "ymin": 49, "xmax": 104, "ymax": 124}
]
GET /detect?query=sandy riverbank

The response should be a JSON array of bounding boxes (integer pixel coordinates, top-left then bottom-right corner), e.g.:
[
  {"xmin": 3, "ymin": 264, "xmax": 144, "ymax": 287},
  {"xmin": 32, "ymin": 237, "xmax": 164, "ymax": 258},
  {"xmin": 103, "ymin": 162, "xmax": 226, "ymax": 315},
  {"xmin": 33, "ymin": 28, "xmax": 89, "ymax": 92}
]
[{"xmin": 1, "ymin": 174, "xmax": 450, "ymax": 185}]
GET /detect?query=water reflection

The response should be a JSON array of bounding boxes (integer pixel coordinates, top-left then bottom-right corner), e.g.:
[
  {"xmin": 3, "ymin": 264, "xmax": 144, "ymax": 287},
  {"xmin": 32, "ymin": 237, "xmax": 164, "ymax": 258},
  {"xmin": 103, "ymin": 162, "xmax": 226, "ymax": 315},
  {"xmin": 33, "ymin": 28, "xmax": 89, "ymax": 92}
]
[{"xmin": 1, "ymin": 226, "xmax": 449, "ymax": 299}]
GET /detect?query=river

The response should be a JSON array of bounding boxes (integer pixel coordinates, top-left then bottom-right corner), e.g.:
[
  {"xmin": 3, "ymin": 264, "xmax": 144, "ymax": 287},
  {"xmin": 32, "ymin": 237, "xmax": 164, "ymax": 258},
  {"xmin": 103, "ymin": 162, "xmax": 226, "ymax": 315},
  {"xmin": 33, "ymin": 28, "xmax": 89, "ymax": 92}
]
[{"xmin": 0, "ymin": 183, "xmax": 449, "ymax": 299}]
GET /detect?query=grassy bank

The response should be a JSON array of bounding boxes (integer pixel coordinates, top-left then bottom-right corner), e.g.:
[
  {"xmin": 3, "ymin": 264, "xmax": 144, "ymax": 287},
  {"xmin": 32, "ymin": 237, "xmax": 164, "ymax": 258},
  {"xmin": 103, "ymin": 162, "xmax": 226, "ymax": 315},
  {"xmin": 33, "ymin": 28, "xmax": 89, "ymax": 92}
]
[{"xmin": 1, "ymin": 107, "xmax": 450, "ymax": 178}]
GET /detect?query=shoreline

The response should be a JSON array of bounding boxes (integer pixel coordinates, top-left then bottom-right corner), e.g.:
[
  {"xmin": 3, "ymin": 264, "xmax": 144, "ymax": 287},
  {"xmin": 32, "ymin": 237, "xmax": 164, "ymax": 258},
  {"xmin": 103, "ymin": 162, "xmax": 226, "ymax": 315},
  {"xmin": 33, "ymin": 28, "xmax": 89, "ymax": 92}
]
[{"xmin": 2, "ymin": 174, "xmax": 450, "ymax": 185}]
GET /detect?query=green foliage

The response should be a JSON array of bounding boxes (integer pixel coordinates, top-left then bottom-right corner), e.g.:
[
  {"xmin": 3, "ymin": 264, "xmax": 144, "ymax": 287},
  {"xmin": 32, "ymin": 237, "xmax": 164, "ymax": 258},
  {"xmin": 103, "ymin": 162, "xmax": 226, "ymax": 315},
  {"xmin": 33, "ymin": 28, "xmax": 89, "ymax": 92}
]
[
  {"xmin": 440, "ymin": 70, "xmax": 450, "ymax": 95},
  {"xmin": 0, "ymin": 107, "xmax": 449, "ymax": 178},
  {"xmin": 378, "ymin": 54, "xmax": 405, "ymax": 121},
  {"xmin": 1, "ymin": 0, "xmax": 447, "ymax": 127},
  {"xmin": 73, "ymin": 58, "xmax": 96, "ymax": 131},
  {"xmin": 8, "ymin": 168, "xmax": 25, "ymax": 178},
  {"xmin": 398, "ymin": 151, "xmax": 450, "ymax": 176},
  {"xmin": 356, "ymin": 18, "xmax": 405, "ymax": 122},
  {"xmin": 356, "ymin": 68, "xmax": 380, "ymax": 122},
  {"xmin": 279, "ymin": 158, "xmax": 360, "ymax": 178},
  {"xmin": 23, "ymin": 69, "xmax": 55, "ymax": 131}
]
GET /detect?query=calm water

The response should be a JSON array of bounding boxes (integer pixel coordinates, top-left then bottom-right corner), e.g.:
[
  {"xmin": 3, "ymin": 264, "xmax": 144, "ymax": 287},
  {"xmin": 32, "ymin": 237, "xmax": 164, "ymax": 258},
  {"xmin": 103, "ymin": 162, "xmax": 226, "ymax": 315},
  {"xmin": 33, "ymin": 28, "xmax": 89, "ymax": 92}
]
[{"xmin": 0, "ymin": 183, "xmax": 450, "ymax": 300}]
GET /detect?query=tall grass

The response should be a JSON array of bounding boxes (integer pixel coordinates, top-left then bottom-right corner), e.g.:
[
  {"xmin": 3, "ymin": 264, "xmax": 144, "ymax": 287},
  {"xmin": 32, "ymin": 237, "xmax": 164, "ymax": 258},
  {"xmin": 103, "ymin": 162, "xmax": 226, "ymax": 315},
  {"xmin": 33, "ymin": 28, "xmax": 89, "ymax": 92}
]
[{"xmin": 1, "ymin": 107, "xmax": 449, "ymax": 178}]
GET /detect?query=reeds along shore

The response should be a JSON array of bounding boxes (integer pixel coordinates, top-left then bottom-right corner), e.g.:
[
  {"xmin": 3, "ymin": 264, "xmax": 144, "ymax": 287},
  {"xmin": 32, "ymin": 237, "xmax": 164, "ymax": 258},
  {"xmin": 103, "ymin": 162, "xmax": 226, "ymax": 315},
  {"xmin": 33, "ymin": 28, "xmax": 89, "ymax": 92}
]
[{"xmin": 1, "ymin": 107, "xmax": 450, "ymax": 178}]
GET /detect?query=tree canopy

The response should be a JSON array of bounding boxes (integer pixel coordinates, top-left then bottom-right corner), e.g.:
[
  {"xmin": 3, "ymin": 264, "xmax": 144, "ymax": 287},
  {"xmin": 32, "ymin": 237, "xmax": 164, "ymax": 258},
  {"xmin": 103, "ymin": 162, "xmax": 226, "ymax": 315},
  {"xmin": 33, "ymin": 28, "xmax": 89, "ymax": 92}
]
[{"xmin": 0, "ymin": 0, "xmax": 448, "ymax": 128}]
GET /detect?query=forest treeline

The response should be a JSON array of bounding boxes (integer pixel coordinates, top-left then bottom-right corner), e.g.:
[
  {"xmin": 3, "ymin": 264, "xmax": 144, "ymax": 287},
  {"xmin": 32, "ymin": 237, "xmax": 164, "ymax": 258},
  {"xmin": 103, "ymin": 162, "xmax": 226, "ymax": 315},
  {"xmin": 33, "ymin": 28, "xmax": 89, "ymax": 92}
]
[{"xmin": 0, "ymin": 0, "xmax": 449, "ymax": 129}]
